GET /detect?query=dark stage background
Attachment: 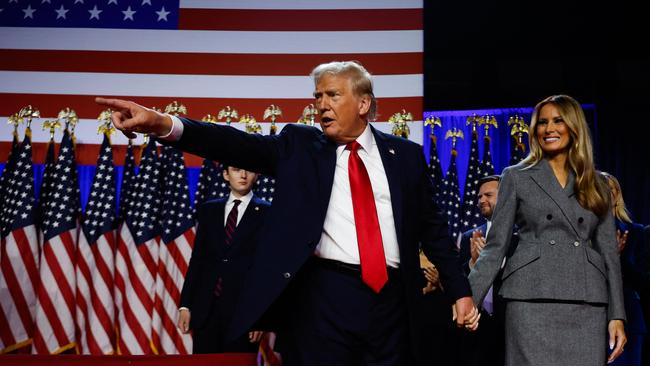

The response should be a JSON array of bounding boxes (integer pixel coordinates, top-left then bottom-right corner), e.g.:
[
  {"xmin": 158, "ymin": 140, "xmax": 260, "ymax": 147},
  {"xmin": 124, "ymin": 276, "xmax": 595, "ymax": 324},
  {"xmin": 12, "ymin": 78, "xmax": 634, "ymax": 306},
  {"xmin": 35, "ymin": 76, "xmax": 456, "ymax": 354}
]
[{"xmin": 424, "ymin": 0, "xmax": 650, "ymax": 225}]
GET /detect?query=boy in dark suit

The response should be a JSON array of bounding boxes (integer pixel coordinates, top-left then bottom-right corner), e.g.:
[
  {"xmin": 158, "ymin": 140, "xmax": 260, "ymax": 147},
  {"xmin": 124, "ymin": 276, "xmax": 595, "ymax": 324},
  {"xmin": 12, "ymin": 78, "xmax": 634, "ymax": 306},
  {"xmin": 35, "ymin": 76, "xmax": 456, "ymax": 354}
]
[{"xmin": 178, "ymin": 165, "xmax": 270, "ymax": 354}]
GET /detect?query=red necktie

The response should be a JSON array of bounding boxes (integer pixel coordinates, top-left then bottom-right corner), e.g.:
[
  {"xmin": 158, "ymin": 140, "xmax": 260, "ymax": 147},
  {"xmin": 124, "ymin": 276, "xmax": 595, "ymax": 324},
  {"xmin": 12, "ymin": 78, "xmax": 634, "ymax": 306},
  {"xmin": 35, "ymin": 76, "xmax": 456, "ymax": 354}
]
[
  {"xmin": 224, "ymin": 199, "xmax": 241, "ymax": 247},
  {"xmin": 215, "ymin": 199, "xmax": 242, "ymax": 297},
  {"xmin": 347, "ymin": 141, "xmax": 388, "ymax": 293}
]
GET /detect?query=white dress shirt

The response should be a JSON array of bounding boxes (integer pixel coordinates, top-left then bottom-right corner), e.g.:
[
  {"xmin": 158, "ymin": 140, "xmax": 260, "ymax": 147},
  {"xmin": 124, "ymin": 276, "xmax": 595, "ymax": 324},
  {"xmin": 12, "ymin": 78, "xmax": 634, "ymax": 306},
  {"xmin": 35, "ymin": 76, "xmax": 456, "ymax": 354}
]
[
  {"xmin": 225, "ymin": 190, "xmax": 253, "ymax": 226},
  {"xmin": 315, "ymin": 124, "xmax": 400, "ymax": 268},
  {"xmin": 161, "ymin": 117, "xmax": 400, "ymax": 267}
]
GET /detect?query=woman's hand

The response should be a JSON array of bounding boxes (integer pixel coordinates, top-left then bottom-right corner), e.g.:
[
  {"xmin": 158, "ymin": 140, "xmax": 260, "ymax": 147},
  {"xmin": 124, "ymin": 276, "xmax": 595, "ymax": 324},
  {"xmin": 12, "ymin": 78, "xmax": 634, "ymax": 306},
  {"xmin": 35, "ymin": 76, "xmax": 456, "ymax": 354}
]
[{"xmin": 607, "ymin": 319, "xmax": 626, "ymax": 363}]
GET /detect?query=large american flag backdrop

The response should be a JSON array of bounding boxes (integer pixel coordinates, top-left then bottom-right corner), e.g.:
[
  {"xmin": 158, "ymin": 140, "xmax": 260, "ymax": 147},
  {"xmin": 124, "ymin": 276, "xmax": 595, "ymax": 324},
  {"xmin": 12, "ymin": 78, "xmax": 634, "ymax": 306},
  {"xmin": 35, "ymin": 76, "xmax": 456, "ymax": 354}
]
[
  {"xmin": 0, "ymin": 0, "xmax": 424, "ymax": 163},
  {"xmin": 0, "ymin": 0, "xmax": 424, "ymax": 356}
]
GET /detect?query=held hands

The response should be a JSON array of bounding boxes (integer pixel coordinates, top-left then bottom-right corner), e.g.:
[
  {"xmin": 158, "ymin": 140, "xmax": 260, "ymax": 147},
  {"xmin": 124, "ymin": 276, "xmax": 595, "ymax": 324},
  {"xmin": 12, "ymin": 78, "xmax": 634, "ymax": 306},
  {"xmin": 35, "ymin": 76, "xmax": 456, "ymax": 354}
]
[
  {"xmin": 452, "ymin": 296, "xmax": 480, "ymax": 331},
  {"xmin": 177, "ymin": 308, "xmax": 191, "ymax": 334},
  {"xmin": 469, "ymin": 230, "xmax": 486, "ymax": 268},
  {"xmin": 607, "ymin": 319, "xmax": 627, "ymax": 363},
  {"xmin": 95, "ymin": 97, "xmax": 173, "ymax": 138}
]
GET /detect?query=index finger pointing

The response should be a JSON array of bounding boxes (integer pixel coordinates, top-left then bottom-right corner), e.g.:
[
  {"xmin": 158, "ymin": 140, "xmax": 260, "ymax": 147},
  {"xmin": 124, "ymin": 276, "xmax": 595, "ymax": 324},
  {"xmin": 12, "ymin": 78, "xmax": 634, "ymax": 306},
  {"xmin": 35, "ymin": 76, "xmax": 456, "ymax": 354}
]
[{"xmin": 95, "ymin": 97, "xmax": 132, "ymax": 111}]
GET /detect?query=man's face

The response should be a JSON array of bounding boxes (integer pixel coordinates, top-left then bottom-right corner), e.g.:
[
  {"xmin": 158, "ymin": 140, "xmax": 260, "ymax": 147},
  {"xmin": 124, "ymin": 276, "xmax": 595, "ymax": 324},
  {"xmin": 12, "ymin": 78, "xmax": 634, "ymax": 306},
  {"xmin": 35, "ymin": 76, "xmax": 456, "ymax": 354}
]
[
  {"xmin": 223, "ymin": 167, "xmax": 258, "ymax": 197},
  {"xmin": 477, "ymin": 180, "xmax": 499, "ymax": 220},
  {"xmin": 314, "ymin": 73, "xmax": 370, "ymax": 144}
]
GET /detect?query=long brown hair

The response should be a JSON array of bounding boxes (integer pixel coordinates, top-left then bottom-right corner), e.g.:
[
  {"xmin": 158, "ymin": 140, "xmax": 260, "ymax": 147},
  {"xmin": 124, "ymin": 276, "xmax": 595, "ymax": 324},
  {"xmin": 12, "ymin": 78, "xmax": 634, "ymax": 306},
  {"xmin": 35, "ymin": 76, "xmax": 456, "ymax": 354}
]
[
  {"xmin": 522, "ymin": 95, "xmax": 610, "ymax": 216},
  {"xmin": 601, "ymin": 172, "xmax": 632, "ymax": 223}
]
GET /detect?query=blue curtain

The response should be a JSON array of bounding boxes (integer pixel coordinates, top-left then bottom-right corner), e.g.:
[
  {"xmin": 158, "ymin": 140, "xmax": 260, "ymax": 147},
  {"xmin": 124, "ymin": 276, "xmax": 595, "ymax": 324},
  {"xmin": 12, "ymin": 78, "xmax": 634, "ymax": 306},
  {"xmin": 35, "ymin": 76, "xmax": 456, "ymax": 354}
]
[
  {"xmin": 423, "ymin": 105, "xmax": 596, "ymax": 197},
  {"xmin": 0, "ymin": 105, "xmax": 597, "ymax": 213}
]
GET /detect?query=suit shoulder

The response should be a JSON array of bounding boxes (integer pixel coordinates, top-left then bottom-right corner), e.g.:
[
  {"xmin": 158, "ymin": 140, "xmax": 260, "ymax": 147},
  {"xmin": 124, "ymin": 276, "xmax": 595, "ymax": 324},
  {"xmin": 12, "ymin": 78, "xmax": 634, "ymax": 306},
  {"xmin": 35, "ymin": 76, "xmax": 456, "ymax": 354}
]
[
  {"xmin": 251, "ymin": 196, "xmax": 272, "ymax": 209},
  {"xmin": 380, "ymin": 129, "xmax": 420, "ymax": 147},
  {"xmin": 197, "ymin": 198, "xmax": 226, "ymax": 214},
  {"xmin": 461, "ymin": 223, "xmax": 486, "ymax": 239},
  {"xmin": 280, "ymin": 123, "xmax": 322, "ymax": 138},
  {"xmin": 500, "ymin": 161, "xmax": 535, "ymax": 180}
]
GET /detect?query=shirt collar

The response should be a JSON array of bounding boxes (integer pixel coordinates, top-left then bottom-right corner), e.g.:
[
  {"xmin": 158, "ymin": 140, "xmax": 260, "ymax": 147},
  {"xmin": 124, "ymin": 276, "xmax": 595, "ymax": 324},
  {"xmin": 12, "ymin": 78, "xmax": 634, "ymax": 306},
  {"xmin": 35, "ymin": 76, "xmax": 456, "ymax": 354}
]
[
  {"xmin": 227, "ymin": 190, "xmax": 253, "ymax": 207},
  {"xmin": 335, "ymin": 123, "xmax": 374, "ymax": 158}
]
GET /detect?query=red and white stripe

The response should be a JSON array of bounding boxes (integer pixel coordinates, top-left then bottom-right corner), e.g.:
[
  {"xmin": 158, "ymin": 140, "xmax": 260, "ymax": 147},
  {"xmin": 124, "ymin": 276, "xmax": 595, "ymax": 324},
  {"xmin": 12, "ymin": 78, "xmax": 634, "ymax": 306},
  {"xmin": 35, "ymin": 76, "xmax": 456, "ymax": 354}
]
[
  {"xmin": 31, "ymin": 227, "xmax": 78, "ymax": 354},
  {"xmin": 0, "ymin": 0, "xmax": 424, "ymax": 163},
  {"xmin": 0, "ymin": 226, "xmax": 40, "ymax": 353},
  {"xmin": 113, "ymin": 224, "xmax": 159, "ymax": 355},
  {"xmin": 152, "ymin": 229, "xmax": 195, "ymax": 354},
  {"xmin": 75, "ymin": 230, "xmax": 116, "ymax": 355}
]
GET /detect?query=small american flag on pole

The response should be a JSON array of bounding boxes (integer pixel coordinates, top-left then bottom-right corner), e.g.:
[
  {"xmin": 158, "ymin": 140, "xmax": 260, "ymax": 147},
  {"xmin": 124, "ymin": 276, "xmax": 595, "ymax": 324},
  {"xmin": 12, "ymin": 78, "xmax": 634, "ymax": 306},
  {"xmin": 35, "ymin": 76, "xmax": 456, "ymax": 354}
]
[
  {"xmin": 0, "ymin": 129, "xmax": 39, "ymax": 353},
  {"xmin": 76, "ymin": 133, "xmax": 117, "ymax": 354},
  {"xmin": 151, "ymin": 145, "xmax": 194, "ymax": 354},
  {"xmin": 32, "ymin": 129, "xmax": 80, "ymax": 354},
  {"xmin": 114, "ymin": 140, "xmax": 161, "ymax": 355}
]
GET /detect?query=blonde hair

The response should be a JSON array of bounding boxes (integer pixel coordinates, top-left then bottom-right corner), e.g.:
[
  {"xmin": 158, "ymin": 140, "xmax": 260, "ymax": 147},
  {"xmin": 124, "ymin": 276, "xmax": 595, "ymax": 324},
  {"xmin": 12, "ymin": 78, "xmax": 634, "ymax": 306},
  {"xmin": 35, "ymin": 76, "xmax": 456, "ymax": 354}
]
[
  {"xmin": 600, "ymin": 172, "xmax": 632, "ymax": 223},
  {"xmin": 522, "ymin": 95, "xmax": 610, "ymax": 216},
  {"xmin": 310, "ymin": 61, "xmax": 377, "ymax": 121}
]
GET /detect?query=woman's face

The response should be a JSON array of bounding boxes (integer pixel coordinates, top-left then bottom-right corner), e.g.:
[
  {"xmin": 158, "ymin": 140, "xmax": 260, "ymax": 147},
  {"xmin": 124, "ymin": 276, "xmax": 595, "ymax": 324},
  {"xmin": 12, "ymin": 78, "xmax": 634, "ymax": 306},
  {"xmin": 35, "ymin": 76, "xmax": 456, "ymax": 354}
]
[{"xmin": 536, "ymin": 103, "xmax": 571, "ymax": 157}]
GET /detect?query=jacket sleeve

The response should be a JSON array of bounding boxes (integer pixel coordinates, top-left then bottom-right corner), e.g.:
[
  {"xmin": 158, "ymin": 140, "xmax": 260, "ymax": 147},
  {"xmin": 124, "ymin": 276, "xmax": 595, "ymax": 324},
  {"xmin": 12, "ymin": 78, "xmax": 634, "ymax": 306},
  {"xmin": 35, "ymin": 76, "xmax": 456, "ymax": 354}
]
[
  {"xmin": 620, "ymin": 223, "xmax": 647, "ymax": 293},
  {"xmin": 458, "ymin": 233, "xmax": 472, "ymax": 276},
  {"xmin": 417, "ymin": 149, "xmax": 471, "ymax": 301},
  {"xmin": 595, "ymin": 211, "xmax": 626, "ymax": 321},
  {"xmin": 179, "ymin": 204, "xmax": 209, "ymax": 311},
  {"xmin": 468, "ymin": 167, "xmax": 518, "ymax": 306},
  {"xmin": 161, "ymin": 118, "xmax": 294, "ymax": 176}
]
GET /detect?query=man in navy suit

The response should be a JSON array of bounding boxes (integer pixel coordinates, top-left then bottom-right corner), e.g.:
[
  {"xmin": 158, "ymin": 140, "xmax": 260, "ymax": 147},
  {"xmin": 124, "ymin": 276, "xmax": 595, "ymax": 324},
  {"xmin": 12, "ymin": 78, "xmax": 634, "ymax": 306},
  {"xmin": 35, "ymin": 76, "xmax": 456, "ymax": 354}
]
[
  {"xmin": 97, "ymin": 61, "xmax": 478, "ymax": 365},
  {"xmin": 177, "ymin": 165, "xmax": 270, "ymax": 354},
  {"xmin": 458, "ymin": 175, "xmax": 516, "ymax": 366}
]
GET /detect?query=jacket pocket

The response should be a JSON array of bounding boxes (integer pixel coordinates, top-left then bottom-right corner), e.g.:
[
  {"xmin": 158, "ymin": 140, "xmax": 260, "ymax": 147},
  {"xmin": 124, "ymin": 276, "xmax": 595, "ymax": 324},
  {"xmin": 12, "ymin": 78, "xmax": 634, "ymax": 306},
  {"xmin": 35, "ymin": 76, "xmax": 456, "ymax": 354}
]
[
  {"xmin": 585, "ymin": 246, "xmax": 607, "ymax": 278},
  {"xmin": 501, "ymin": 244, "xmax": 541, "ymax": 280}
]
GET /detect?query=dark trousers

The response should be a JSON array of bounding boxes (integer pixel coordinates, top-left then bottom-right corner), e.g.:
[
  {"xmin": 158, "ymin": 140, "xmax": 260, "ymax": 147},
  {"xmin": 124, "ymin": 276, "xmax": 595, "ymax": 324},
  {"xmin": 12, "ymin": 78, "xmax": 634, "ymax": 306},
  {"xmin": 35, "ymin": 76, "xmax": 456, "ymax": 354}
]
[
  {"xmin": 458, "ymin": 309, "xmax": 505, "ymax": 366},
  {"xmin": 192, "ymin": 297, "xmax": 258, "ymax": 354},
  {"xmin": 283, "ymin": 258, "xmax": 411, "ymax": 366},
  {"xmin": 415, "ymin": 290, "xmax": 459, "ymax": 366}
]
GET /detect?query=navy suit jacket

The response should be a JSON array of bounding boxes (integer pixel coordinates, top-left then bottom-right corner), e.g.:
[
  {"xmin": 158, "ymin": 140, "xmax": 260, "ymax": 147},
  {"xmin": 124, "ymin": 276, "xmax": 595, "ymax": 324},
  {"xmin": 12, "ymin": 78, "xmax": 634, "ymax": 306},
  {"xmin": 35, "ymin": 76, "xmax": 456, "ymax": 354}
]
[
  {"xmin": 617, "ymin": 220, "xmax": 647, "ymax": 334},
  {"xmin": 180, "ymin": 196, "xmax": 270, "ymax": 330},
  {"xmin": 459, "ymin": 224, "xmax": 489, "ymax": 276},
  {"xmin": 166, "ymin": 119, "xmax": 471, "ymax": 351}
]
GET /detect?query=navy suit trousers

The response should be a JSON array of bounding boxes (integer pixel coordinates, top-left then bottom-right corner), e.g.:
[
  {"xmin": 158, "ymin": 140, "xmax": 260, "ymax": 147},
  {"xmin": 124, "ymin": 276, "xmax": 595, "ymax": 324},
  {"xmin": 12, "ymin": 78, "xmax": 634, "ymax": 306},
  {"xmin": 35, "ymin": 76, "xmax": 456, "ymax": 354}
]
[{"xmin": 283, "ymin": 258, "xmax": 412, "ymax": 366}]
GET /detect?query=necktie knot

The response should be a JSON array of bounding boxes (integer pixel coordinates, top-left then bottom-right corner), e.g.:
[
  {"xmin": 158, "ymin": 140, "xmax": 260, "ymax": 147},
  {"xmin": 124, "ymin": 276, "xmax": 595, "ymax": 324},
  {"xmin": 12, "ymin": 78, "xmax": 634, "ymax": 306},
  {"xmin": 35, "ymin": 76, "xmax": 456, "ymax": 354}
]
[
  {"xmin": 346, "ymin": 140, "xmax": 361, "ymax": 153},
  {"xmin": 233, "ymin": 199, "xmax": 242, "ymax": 208}
]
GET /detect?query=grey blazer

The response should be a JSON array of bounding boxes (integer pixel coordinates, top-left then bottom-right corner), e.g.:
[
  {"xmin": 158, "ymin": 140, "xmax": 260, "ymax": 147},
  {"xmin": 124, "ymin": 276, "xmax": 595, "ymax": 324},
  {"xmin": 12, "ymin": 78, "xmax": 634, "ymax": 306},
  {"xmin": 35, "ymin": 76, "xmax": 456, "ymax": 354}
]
[{"xmin": 468, "ymin": 159, "xmax": 625, "ymax": 321}]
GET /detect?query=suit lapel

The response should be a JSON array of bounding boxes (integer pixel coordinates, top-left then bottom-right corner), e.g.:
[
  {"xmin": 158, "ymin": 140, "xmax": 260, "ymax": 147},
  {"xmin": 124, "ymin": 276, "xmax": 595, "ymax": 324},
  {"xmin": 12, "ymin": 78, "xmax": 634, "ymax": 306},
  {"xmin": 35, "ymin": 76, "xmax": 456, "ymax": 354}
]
[
  {"xmin": 372, "ymin": 127, "xmax": 404, "ymax": 245},
  {"xmin": 228, "ymin": 197, "xmax": 263, "ymax": 252},
  {"xmin": 529, "ymin": 159, "xmax": 580, "ymax": 236},
  {"xmin": 212, "ymin": 200, "xmax": 227, "ymax": 256},
  {"xmin": 311, "ymin": 133, "xmax": 337, "ymax": 221}
]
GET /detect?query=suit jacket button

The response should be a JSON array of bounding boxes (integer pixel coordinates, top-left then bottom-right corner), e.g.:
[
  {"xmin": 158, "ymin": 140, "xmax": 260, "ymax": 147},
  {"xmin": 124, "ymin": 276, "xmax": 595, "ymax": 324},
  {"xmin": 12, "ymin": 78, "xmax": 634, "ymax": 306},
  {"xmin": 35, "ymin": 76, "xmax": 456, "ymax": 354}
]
[
  {"xmin": 573, "ymin": 241, "xmax": 580, "ymax": 247},
  {"xmin": 546, "ymin": 214, "xmax": 553, "ymax": 220},
  {"xmin": 549, "ymin": 240, "xmax": 556, "ymax": 245},
  {"xmin": 578, "ymin": 217, "xmax": 584, "ymax": 223},
  {"xmin": 283, "ymin": 272, "xmax": 291, "ymax": 279}
]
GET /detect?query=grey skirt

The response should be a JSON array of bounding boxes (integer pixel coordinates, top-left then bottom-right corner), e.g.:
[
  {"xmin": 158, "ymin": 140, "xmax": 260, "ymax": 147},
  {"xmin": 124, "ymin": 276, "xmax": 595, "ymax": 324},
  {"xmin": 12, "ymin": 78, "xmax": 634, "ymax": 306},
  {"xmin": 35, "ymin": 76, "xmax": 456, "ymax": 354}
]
[{"xmin": 505, "ymin": 300, "xmax": 607, "ymax": 366}]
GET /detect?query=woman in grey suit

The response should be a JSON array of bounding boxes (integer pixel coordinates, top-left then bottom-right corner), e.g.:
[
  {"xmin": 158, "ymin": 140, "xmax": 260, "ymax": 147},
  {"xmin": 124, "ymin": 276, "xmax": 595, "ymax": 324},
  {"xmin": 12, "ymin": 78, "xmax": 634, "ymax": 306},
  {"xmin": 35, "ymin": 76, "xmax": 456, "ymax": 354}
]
[{"xmin": 468, "ymin": 95, "xmax": 627, "ymax": 365}]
